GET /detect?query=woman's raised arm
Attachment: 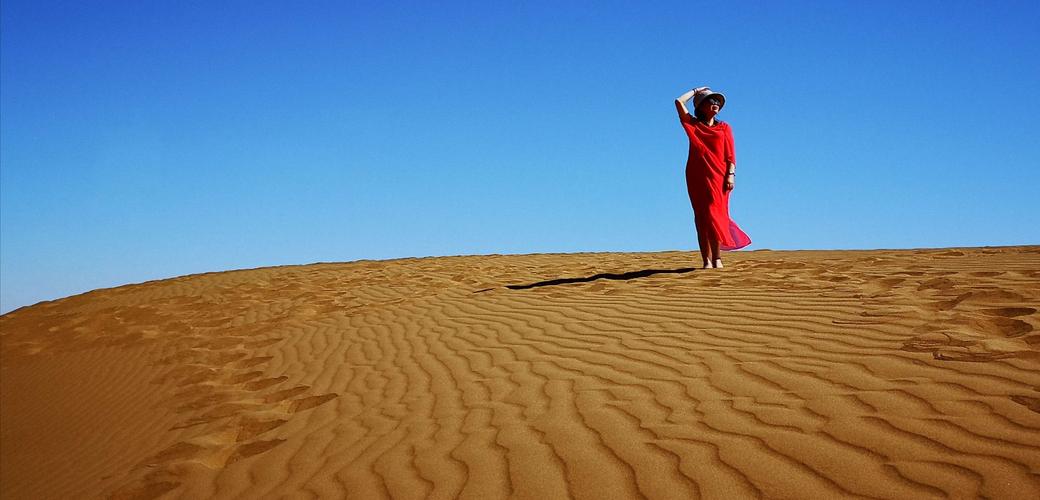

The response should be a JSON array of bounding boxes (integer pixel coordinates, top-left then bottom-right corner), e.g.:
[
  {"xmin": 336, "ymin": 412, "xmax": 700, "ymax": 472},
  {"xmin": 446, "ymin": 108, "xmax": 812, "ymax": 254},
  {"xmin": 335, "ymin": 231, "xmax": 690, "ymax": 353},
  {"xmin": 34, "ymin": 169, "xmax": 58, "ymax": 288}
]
[{"xmin": 673, "ymin": 86, "xmax": 707, "ymax": 119}]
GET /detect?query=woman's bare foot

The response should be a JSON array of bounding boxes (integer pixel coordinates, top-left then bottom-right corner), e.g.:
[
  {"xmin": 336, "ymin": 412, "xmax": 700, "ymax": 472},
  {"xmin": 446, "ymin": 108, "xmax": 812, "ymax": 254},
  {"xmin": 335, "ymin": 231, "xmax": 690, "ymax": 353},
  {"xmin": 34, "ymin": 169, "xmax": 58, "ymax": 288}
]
[{"xmin": 713, "ymin": 258, "xmax": 724, "ymax": 269}]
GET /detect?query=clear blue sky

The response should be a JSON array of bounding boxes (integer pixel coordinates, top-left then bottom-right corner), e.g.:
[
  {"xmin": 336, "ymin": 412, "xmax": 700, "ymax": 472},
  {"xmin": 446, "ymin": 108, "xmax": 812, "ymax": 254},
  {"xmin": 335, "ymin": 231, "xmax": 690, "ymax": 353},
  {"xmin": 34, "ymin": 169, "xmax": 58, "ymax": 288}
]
[{"xmin": 2, "ymin": 0, "xmax": 1038, "ymax": 313}]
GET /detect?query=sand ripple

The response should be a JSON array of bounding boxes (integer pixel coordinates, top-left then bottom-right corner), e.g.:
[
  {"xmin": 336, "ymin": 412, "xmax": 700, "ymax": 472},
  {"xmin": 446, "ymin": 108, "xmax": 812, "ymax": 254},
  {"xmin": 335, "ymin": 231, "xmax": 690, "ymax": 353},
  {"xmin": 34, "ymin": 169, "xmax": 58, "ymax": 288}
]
[{"xmin": 2, "ymin": 247, "xmax": 1039, "ymax": 499}]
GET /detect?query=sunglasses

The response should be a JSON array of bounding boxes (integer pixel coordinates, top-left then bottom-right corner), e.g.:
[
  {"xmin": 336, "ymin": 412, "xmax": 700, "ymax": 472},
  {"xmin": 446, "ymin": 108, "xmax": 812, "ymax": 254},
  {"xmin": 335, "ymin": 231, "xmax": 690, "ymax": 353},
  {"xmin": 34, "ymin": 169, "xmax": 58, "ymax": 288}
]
[{"xmin": 704, "ymin": 97, "xmax": 722, "ymax": 107}]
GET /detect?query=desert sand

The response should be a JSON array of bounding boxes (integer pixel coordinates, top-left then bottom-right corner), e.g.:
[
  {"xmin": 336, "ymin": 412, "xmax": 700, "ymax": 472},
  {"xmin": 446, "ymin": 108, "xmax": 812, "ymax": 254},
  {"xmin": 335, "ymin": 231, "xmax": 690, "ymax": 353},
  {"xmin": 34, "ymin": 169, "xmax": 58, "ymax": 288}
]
[{"xmin": 2, "ymin": 246, "xmax": 1039, "ymax": 499}]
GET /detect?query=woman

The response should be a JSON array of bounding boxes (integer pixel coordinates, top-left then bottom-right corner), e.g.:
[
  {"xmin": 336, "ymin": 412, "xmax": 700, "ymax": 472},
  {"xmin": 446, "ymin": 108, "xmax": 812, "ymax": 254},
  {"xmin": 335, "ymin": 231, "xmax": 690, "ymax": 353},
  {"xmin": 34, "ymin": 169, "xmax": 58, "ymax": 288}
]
[{"xmin": 675, "ymin": 86, "xmax": 751, "ymax": 268}]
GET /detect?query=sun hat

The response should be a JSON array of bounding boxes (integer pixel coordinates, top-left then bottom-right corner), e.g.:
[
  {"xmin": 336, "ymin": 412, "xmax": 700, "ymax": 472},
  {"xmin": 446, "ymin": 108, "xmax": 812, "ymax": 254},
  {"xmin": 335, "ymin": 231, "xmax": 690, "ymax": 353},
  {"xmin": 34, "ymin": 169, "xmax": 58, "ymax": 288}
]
[{"xmin": 692, "ymin": 88, "xmax": 726, "ymax": 110}]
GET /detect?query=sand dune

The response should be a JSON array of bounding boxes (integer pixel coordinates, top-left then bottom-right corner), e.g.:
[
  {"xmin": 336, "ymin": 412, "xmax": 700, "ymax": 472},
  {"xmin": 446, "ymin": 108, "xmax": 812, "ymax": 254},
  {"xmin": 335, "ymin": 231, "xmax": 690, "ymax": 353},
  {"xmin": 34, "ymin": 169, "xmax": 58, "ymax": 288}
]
[{"xmin": 2, "ymin": 247, "xmax": 1039, "ymax": 499}]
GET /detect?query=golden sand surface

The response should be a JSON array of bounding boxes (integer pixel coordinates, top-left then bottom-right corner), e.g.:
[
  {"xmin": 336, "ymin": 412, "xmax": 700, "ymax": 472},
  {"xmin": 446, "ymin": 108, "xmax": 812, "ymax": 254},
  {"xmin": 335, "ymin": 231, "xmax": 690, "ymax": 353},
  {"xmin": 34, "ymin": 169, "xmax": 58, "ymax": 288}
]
[{"xmin": 2, "ymin": 247, "xmax": 1039, "ymax": 499}]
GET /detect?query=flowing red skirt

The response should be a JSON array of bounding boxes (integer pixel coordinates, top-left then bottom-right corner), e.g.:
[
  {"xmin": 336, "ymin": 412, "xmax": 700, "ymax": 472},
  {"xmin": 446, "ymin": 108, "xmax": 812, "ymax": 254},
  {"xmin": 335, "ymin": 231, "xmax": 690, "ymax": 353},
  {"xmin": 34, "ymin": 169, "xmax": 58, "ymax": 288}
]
[{"xmin": 686, "ymin": 168, "xmax": 751, "ymax": 251}]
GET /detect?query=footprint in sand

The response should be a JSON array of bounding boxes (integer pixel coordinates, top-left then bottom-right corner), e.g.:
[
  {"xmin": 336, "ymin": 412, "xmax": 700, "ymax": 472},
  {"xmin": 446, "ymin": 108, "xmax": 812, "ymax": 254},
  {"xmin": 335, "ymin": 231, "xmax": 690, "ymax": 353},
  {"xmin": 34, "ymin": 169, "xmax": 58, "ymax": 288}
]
[
  {"xmin": 117, "ymin": 424, "xmax": 291, "ymax": 497},
  {"xmin": 970, "ymin": 317, "xmax": 1034, "ymax": 337},
  {"xmin": 916, "ymin": 277, "xmax": 955, "ymax": 291},
  {"xmin": 1010, "ymin": 395, "xmax": 1040, "ymax": 414},
  {"xmin": 225, "ymin": 370, "xmax": 265, "ymax": 384},
  {"xmin": 262, "ymin": 386, "xmax": 310, "ymax": 404},
  {"xmin": 224, "ymin": 439, "xmax": 287, "ymax": 465},
  {"xmin": 234, "ymin": 356, "xmax": 274, "ymax": 369},
  {"xmin": 290, "ymin": 393, "xmax": 339, "ymax": 413},
  {"xmin": 931, "ymin": 351, "xmax": 1024, "ymax": 362},
  {"xmin": 930, "ymin": 288, "xmax": 1027, "ymax": 311},
  {"xmin": 243, "ymin": 376, "xmax": 289, "ymax": 391},
  {"xmin": 236, "ymin": 417, "xmax": 289, "ymax": 442},
  {"xmin": 981, "ymin": 307, "xmax": 1036, "ymax": 318},
  {"xmin": 957, "ymin": 288, "xmax": 1026, "ymax": 302},
  {"xmin": 901, "ymin": 332, "xmax": 975, "ymax": 352}
]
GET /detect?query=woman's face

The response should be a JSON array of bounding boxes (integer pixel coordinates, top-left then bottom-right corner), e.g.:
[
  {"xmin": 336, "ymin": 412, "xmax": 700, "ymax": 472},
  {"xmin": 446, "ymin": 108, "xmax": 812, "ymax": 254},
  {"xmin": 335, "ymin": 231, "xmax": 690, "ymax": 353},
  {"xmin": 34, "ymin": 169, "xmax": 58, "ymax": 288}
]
[{"xmin": 698, "ymin": 97, "xmax": 721, "ymax": 118}]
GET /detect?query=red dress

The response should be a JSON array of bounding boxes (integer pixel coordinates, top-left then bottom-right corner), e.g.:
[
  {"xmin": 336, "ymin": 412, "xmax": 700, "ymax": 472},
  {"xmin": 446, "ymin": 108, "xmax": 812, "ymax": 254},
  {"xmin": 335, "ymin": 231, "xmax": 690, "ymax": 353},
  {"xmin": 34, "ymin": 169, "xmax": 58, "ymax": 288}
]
[{"xmin": 677, "ymin": 101, "xmax": 751, "ymax": 250}]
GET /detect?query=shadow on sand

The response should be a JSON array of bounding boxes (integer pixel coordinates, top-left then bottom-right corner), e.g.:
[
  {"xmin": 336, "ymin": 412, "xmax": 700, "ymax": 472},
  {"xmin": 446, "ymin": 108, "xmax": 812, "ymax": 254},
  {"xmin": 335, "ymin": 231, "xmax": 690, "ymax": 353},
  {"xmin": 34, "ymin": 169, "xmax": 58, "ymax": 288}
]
[{"xmin": 503, "ymin": 267, "xmax": 697, "ymax": 290}]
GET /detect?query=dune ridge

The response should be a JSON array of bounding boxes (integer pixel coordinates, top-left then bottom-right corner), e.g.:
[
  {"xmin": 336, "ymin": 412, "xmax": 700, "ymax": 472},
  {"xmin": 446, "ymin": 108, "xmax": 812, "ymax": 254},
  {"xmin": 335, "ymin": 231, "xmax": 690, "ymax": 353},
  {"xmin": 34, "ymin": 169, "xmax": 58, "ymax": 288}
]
[{"xmin": 2, "ymin": 247, "xmax": 1039, "ymax": 499}]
